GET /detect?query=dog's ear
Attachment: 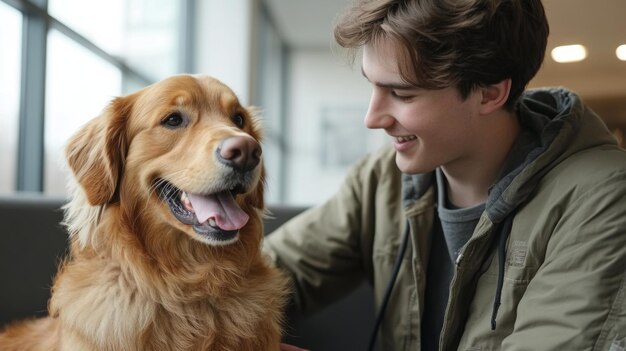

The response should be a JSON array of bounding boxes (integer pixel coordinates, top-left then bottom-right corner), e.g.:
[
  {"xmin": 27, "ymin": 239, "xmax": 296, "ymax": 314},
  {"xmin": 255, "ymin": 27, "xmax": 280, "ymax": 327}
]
[{"xmin": 65, "ymin": 97, "xmax": 131, "ymax": 206}]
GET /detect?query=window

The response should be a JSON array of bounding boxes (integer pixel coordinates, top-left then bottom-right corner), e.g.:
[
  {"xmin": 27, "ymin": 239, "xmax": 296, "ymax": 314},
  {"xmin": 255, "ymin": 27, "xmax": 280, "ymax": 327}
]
[
  {"xmin": 1, "ymin": 0, "xmax": 190, "ymax": 195},
  {"xmin": 0, "ymin": 2, "xmax": 22, "ymax": 193},
  {"xmin": 48, "ymin": 0, "xmax": 181, "ymax": 80},
  {"xmin": 44, "ymin": 29, "xmax": 123, "ymax": 195},
  {"xmin": 255, "ymin": 5, "xmax": 287, "ymax": 204}
]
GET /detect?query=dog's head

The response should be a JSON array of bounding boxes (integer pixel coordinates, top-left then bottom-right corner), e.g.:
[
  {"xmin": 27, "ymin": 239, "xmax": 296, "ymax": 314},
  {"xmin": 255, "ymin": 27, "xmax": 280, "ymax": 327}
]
[{"xmin": 64, "ymin": 75, "xmax": 265, "ymax": 247}]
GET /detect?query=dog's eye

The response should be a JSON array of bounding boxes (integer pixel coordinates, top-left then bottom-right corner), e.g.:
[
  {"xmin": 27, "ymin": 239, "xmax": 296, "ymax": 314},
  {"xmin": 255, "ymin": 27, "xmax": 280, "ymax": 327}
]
[
  {"xmin": 162, "ymin": 113, "xmax": 184, "ymax": 128},
  {"xmin": 232, "ymin": 113, "xmax": 245, "ymax": 128}
]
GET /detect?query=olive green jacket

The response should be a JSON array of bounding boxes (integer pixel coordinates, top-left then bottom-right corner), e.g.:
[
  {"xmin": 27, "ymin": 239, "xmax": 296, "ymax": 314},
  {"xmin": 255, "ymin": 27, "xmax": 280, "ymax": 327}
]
[{"xmin": 264, "ymin": 88, "xmax": 626, "ymax": 350}]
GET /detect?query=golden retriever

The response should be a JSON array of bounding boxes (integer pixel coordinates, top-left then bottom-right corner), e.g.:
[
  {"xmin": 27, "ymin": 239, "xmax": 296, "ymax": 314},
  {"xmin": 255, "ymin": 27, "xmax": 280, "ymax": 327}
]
[{"xmin": 0, "ymin": 75, "xmax": 288, "ymax": 351}]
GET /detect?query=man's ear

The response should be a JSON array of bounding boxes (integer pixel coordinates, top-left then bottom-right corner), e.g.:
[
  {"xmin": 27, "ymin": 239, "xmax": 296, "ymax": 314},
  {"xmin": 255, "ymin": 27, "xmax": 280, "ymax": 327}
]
[
  {"xmin": 479, "ymin": 79, "xmax": 511, "ymax": 115},
  {"xmin": 65, "ymin": 97, "xmax": 131, "ymax": 206}
]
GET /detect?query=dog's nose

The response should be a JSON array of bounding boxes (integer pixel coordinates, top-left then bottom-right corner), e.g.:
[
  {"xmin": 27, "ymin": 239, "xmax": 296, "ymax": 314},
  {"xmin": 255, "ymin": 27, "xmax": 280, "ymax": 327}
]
[{"xmin": 216, "ymin": 136, "xmax": 261, "ymax": 172}]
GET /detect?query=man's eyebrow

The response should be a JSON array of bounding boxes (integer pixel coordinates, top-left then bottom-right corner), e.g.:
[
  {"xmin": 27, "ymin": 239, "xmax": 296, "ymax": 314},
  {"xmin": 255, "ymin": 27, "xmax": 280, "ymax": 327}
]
[{"xmin": 361, "ymin": 66, "xmax": 415, "ymax": 90}]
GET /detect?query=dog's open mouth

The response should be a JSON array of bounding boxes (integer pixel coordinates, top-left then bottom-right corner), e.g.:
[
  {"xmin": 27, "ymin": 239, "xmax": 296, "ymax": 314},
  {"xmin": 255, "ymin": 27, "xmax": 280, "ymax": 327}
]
[{"xmin": 156, "ymin": 180, "xmax": 249, "ymax": 242}]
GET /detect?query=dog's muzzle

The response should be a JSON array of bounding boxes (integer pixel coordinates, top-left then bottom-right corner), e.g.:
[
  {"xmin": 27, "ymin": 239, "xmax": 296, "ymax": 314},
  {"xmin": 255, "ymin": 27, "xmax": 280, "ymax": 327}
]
[{"xmin": 156, "ymin": 135, "xmax": 262, "ymax": 244}]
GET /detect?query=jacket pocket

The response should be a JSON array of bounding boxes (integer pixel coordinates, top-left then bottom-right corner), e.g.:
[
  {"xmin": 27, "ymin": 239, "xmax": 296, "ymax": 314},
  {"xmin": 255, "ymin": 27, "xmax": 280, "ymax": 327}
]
[{"xmin": 456, "ymin": 252, "xmax": 535, "ymax": 350}]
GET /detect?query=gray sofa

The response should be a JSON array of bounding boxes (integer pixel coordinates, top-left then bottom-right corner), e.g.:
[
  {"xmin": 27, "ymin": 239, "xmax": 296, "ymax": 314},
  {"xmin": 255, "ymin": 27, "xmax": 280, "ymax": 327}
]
[{"xmin": 0, "ymin": 194, "xmax": 375, "ymax": 350}]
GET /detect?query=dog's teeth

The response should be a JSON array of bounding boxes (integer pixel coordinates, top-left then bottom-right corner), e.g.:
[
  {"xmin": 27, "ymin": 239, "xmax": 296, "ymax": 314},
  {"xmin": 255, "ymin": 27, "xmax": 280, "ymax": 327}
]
[
  {"xmin": 181, "ymin": 192, "xmax": 193, "ymax": 211},
  {"xmin": 208, "ymin": 218, "xmax": 217, "ymax": 227}
]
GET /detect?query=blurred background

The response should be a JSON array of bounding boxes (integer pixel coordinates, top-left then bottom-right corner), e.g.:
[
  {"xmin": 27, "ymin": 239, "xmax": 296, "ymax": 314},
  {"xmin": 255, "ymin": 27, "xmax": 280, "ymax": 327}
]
[{"xmin": 1, "ymin": 0, "xmax": 625, "ymax": 206}]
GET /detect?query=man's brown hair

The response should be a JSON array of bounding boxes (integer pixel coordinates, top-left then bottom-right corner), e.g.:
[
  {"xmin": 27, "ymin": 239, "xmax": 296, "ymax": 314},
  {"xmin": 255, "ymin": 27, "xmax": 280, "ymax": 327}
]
[{"xmin": 334, "ymin": 0, "xmax": 549, "ymax": 108}]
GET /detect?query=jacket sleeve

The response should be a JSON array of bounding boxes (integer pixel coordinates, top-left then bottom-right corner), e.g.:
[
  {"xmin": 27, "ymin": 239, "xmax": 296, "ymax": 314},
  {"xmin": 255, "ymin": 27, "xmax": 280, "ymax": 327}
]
[
  {"xmin": 501, "ymin": 174, "xmax": 626, "ymax": 350},
  {"xmin": 262, "ymin": 156, "xmax": 376, "ymax": 315}
]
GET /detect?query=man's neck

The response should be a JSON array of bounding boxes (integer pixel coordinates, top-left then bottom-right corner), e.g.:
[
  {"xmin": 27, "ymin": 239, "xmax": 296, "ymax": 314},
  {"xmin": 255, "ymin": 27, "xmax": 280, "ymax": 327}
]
[{"xmin": 442, "ymin": 109, "xmax": 520, "ymax": 208}]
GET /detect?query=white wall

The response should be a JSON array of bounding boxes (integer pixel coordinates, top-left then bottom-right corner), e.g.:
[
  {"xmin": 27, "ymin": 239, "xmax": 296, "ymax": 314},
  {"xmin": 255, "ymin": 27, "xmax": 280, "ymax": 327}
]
[
  {"xmin": 285, "ymin": 49, "xmax": 387, "ymax": 205},
  {"xmin": 194, "ymin": 0, "xmax": 255, "ymax": 105}
]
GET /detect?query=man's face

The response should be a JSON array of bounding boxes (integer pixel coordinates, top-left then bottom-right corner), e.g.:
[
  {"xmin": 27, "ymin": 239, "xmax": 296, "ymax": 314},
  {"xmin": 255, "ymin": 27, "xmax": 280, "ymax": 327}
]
[{"xmin": 362, "ymin": 38, "xmax": 484, "ymax": 174}]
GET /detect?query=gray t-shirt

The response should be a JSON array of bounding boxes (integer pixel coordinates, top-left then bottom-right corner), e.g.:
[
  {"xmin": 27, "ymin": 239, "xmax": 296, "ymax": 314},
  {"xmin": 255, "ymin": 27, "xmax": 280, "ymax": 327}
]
[{"xmin": 421, "ymin": 169, "xmax": 485, "ymax": 351}]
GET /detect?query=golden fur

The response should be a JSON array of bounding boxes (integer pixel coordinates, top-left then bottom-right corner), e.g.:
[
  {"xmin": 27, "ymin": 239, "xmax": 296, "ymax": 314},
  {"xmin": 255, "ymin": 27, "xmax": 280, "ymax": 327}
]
[{"xmin": 0, "ymin": 75, "xmax": 288, "ymax": 351}]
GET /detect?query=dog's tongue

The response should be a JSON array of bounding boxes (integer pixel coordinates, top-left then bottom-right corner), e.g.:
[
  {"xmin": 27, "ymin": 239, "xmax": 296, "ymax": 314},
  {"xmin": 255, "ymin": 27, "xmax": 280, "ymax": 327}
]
[{"xmin": 187, "ymin": 191, "xmax": 249, "ymax": 231}]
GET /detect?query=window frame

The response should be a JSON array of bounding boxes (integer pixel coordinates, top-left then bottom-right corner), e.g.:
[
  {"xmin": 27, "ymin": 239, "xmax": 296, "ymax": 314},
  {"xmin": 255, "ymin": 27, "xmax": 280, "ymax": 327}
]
[{"xmin": 1, "ymin": 0, "xmax": 194, "ymax": 192}]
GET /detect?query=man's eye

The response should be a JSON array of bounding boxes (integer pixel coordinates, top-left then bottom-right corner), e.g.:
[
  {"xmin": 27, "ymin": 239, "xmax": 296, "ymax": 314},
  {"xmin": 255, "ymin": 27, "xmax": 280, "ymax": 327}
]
[
  {"xmin": 232, "ymin": 113, "xmax": 245, "ymax": 128},
  {"xmin": 391, "ymin": 91, "xmax": 413, "ymax": 101},
  {"xmin": 161, "ymin": 113, "xmax": 184, "ymax": 128}
]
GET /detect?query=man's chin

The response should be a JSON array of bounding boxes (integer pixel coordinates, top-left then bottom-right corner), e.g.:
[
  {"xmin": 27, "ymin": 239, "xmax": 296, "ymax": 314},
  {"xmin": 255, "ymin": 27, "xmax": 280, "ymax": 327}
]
[{"xmin": 395, "ymin": 154, "xmax": 433, "ymax": 175}]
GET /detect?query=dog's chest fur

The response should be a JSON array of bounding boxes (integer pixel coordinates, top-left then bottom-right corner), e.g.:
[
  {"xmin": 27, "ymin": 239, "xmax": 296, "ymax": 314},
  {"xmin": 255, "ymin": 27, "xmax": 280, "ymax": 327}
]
[{"xmin": 49, "ymin": 251, "xmax": 285, "ymax": 351}]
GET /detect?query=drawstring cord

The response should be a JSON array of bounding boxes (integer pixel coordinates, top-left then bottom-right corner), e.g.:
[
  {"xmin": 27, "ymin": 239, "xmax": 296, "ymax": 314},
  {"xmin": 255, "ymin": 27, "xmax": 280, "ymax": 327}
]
[
  {"xmin": 368, "ymin": 222, "xmax": 411, "ymax": 351},
  {"xmin": 491, "ymin": 214, "xmax": 514, "ymax": 331},
  {"xmin": 367, "ymin": 211, "xmax": 513, "ymax": 345}
]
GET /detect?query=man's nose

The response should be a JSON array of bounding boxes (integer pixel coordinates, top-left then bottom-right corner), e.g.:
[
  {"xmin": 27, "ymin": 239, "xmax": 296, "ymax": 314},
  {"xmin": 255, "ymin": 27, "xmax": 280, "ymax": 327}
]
[{"xmin": 364, "ymin": 89, "xmax": 394, "ymax": 130}]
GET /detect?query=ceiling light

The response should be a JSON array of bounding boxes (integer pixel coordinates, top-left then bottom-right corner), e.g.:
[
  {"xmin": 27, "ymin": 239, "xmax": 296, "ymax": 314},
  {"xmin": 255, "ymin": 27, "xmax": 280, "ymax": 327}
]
[
  {"xmin": 616, "ymin": 45, "xmax": 626, "ymax": 61},
  {"xmin": 551, "ymin": 44, "xmax": 587, "ymax": 63}
]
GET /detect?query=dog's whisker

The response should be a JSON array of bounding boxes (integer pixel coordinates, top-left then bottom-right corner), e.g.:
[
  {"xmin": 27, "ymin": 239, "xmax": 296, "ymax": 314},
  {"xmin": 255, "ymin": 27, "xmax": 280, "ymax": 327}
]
[{"xmin": 144, "ymin": 171, "xmax": 190, "ymax": 215}]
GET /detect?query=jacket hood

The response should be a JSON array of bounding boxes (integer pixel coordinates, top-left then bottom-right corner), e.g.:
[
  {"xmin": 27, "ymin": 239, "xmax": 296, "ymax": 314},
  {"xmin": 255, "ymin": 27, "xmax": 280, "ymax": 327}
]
[{"xmin": 486, "ymin": 87, "xmax": 616, "ymax": 223}]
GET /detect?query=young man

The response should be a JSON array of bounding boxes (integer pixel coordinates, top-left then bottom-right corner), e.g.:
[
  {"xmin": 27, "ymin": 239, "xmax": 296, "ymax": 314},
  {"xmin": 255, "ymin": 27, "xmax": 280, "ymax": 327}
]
[{"xmin": 265, "ymin": 0, "xmax": 626, "ymax": 350}]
